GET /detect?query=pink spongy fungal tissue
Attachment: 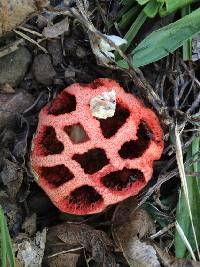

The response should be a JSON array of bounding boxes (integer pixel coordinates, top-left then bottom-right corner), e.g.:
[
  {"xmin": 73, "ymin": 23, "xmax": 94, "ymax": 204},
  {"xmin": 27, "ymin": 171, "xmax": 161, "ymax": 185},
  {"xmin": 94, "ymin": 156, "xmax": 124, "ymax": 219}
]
[{"xmin": 31, "ymin": 78, "xmax": 164, "ymax": 215}]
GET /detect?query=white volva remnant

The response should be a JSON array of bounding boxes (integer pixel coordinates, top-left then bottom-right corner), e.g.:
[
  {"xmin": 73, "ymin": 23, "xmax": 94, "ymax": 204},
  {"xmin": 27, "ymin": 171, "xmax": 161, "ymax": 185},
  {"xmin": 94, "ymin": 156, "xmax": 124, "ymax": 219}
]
[
  {"xmin": 92, "ymin": 34, "xmax": 127, "ymax": 64},
  {"xmin": 90, "ymin": 90, "xmax": 116, "ymax": 119}
]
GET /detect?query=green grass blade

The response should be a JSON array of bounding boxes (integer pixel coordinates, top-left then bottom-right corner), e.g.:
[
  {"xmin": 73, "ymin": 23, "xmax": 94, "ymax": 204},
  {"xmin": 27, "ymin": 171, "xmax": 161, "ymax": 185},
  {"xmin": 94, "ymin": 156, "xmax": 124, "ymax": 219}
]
[
  {"xmin": 120, "ymin": 0, "xmax": 136, "ymax": 5},
  {"xmin": 136, "ymin": 0, "xmax": 150, "ymax": 5},
  {"xmin": 175, "ymin": 188, "xmax": 191, "ymax": 258},
  {"xmin": 0, "ymin": 208, "xmax": 8, "ymax": 267},
  {"xmin": 143, "ymin": 0, "xmax": 161, "ymax": 18},
  {"xmin": 181, "ymin": 5, "xmax": 192, "ymax": 60},
  {"xmin": 5, "ymin": 225, "xmax": 16, "ymax": 267},
  {"xmin": 0, "ymin": 206, "xmax": 16, "ymax": 267},
  {"xmin": 117, "ymin": 1, "xmax": 136, "ymax": 20},
  {"xmin": 123, "ymin": 9, "xmax": 147, "ymax": 51},
  {"xmin": 129, "ymin": 7, "xmax": 200, "ymax": 67},
  {"xmin": 159, "ymin": 0, "xmax": 195, "ymax": 17},
  {"xmin": 175, "ymin": 136, "xmax": 200, "ymax": 259},
  {"xmin": 175, "ymin": 221, "xmax": 196, "ymax": 260},
  {"xmin": 118, "ymin": 5, "xmax": 141, "ymax": 29}
]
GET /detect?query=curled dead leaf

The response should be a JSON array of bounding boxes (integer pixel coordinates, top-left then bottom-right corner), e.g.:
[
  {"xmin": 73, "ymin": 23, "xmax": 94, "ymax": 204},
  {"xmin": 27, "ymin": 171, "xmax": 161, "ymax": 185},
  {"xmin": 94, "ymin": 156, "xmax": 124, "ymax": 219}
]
[
  {"xmin": 0, "ymin": 0, "xmax": 49, "ymax": 36},
  {"xmin": 16, "ymin": 228, "xmax": 47, "ymax": 267},
  {"xmin": 42, "ymin": 17, "xmax": 69, "ymax": 38},
  {"xmin": 1, "ymin": 159, "xmax": 23, "ymax": 198},
  {"xmin": 112, "ymin": 197, "xmax": 160, "ymax": 267},
  {"xmin": 154, "ymin": 245, "xmax": 200, "ymax": 267},
  {"xmin": 46, "ymin": 223, "xmax": 115, "ymax": 265},
  {"xmin": 112, "ymin": 197, "xmax": 200, "ymax": 267},
  {"xmin": 45, "ymin": 253, "xmax": 79, "ymax": 267}
]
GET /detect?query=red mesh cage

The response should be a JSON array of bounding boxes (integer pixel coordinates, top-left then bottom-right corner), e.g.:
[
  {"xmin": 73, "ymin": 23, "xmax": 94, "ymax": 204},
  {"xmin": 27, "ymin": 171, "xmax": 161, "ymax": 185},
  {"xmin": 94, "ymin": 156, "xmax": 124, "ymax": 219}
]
[{"xmin": 31, "ymin": 78, "xmax": 164, "ymax": 215}]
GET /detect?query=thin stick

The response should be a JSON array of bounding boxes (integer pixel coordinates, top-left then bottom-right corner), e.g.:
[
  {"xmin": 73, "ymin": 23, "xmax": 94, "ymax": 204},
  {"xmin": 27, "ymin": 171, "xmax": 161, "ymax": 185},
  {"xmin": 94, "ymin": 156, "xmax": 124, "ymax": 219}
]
[
  {"xmin": 0, "ymin": 39, "xmax": 24, "ymax": 58},
  {"xmin": 14, "ymin": 30, "xmax": 47, "ymax": 53}
]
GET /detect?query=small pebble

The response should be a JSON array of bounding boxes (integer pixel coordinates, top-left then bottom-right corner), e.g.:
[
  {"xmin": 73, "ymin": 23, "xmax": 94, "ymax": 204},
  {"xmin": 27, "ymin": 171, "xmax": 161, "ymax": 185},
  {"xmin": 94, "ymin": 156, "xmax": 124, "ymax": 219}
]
[
  {"xmin": 0, "ymin": 47, "xmax": 31, "ymax": 87},
  {"xmin": 32, "ymin": 54, "xmax": 56, "ymax": 85}
]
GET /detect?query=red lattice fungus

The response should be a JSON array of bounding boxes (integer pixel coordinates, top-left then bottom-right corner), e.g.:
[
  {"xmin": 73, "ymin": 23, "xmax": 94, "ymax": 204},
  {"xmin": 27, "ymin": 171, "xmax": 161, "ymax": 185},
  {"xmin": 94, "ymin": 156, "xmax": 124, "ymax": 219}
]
[{"xmin": 31, "ymin": 78, "xmax": 164, "ymax": 215}]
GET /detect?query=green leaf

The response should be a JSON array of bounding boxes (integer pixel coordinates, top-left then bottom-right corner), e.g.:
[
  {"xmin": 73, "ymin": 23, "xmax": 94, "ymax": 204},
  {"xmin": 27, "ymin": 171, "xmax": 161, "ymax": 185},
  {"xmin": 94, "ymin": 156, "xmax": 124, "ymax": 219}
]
[
  {"xmin": 0, "ymin": 206, "xmax": 16, "ymax": 267},
  {"xmin": 117, "ymin": 0, "xmax": 136, "ymax": 19},
  {"xmin": 123, "ymin": 10, "xmax": 147, "ymax": 51},
  {"xmin": 120, "ymin": 0, "xmax": 136, "ymax": 5},
  {"xmin": 129, "ymin": 8, "xmax": 200, "ymax": 67},
  {"xmin": 118, "ymin": 5, "xmax": 141, "ymax": 29},
  {"xmin": 136, "ymin": 0, "xmax": 150, "ymax": 5},
  {"xmin": 181, "ymin": 5, "xmax": 192, "ymax": 60},
  {"xmin": 159, "ymin": 0, "xmax": 195, "ymax": 17},
  {"xmin": 143, "ymin": 0, "xmax": 161, "ymax": 18},
  {"xmin": 175, "ymin": 137, "xmax": 200, "ymax": 258}
]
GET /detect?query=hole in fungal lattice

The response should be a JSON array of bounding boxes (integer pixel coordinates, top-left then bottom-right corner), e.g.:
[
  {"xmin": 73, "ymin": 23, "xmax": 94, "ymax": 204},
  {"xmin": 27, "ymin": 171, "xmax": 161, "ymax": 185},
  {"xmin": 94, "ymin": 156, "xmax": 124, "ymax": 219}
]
[
  {"xmin": 41, "ymin": 165, "xmax": 74, "ymax": 188},
  {"xmin": 69, "ymin": 185, "xmax": 103, "ymax": 207},
  {"xmin": 64, "ymin": 123, "xmax": 89, "ymax": 144},
  {"xmin": 40, "ymin": 126, "xmax": 64, "ymax": 155},
  {"xmin": 99, "ymin": 103, "xmax": 130, "ymax": 138},
  {"xmin": 101, "ymin": 168, "xmax": 144, "ymax": 191},
  {"xmin": 72, "ymin": 148, "xmax": 109, "ymax": 174},
  {"xmin": 119, "ymin": 121, "xmax": 152, "ymax": 159},
  {"xmin": 48, "ymin": 91, "xmax": 76, "ymax": 115}
]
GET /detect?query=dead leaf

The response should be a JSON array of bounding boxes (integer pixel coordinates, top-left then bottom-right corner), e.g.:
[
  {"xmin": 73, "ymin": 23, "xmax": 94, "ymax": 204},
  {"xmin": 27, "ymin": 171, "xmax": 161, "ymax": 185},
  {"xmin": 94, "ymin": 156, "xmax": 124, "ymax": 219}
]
[
  {"xmin": 22, "ymin": 214, "xmax": 37, "ymax": 236},
  {"xmin": 1, "ymin": 158, "xmax": 23, "ymax": 198},
  {"xmin": 112, "ymin": 197, "xmax": 160, "ymax": 267},
  {"xmin": 0, "ymin": 0, "xmax": 49, "ymax": 36},
  {"xmin": 16, "ymin": 228, "xmax": 47, "ymax": 267},
  {"xmin": 46, "ymin": 253, "xmax": 79, "ymax": 267},
  {"xmin": 154, "ymin": 245, "xmax": 200, "ymax": 267},
  {"xmin": 42, "ymin": 17, "xmax": 69, "ymax": 38},
  {"xmin": 0, "ymin": 90, "xmax": 34, "ymax": 131},
  {"xmin": 0, "ymin": 83, "xmax": 15, "ymax": 93},
  {"xmin": 47, "ymin": 223, "xmax": 115, "ymax": 265}
]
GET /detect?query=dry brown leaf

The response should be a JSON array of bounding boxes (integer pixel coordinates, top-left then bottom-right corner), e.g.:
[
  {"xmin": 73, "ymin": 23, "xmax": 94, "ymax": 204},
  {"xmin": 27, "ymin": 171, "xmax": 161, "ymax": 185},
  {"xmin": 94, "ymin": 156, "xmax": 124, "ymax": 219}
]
[
  {"xmin": 0, "ymin": 0, "xmax": 49, "ymax": 36},
  {"xmin": 16, "ymin": 228, "xmax": 47, "ymax": 267},
  {"xmin": 112, "ymin": 197, "xmax": 200, "ymax": 267},
  {"xmin": 112, "ymin": 197, "xmax": 160, "ymax": 267},
  {"xmin": 46, "ymin": 253, "xmax": 79, "ymax": 267},
  {"xmin": 22, "ymin": 214, "xmax": 37, "ymax": 236},
  {"xmin": 1, "ymin": 159, "xmax": 24, "ymax": 198},
  {"xmin": 42, "ymin": 17, "xmax": 69, "ymax": 38},
  {"xmin": 47, "ymin": 223, "xmax": 115, "ymax": 265},
  {"xmin": 0, "ymin": 83, "xmax": 15, "ymax": 93},
  {"xmin": 0, "ymin": 90, "xmax": 34, "ymax": 130},
  {"xmin": 154, "ymin": 245, "xmax": 200, "ymax": 267}
]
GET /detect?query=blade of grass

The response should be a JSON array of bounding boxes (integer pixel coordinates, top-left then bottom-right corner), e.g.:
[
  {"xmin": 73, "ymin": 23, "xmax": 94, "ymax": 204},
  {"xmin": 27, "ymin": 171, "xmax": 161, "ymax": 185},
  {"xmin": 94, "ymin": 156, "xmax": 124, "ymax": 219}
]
[
  {"xmin": 143, "ymin": 0, "xmax": 161, "ymax": 18},
  {"xmin": 175, "ymin": 221, "xmax": 196, "ymax": 260},
  {"xmin": 175, "ymin": 188, "xmax": 191, "ymax": 258},
  {"xmin": 181, "ymin": 5, "xmax": 192, "ymax": 60},
  {"xmin": 0, "ymin": 208, "xmax": 7, "ymax": 267},
  {"xmin": 117, "ymin": 0, "xmax": 136, "ymax": 20},
  {"xmin": 159, "ymin": 0, "xmax": 195, "ymax": 17},
  {"xmin": 0, "ymin": 206, "xmax": 16, "ymax": 267},
  {"xmin": 120, "ymin": 7, "xmax": 200, "ymax": 67},
  {"xmin": 120, "ymin": 0, "xmax": 136, "ymax": 5},
  {"xmin": 175, "ymin": 136, "xmax": 200, "ymax": 258},
  {"xmin": 174, "ymin": 126, "xmax": 200, "ymax": 260},
  {"xmin": 118, "ymin": 5, "xmax": 141, "ymax": 29},
  {"xmin": 136, "ymin": 0, "xmax": 150, "ymax": 5},
  {"xmin": 123, "ymin": 9, "xmax": 147, "ymax": 51}
]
